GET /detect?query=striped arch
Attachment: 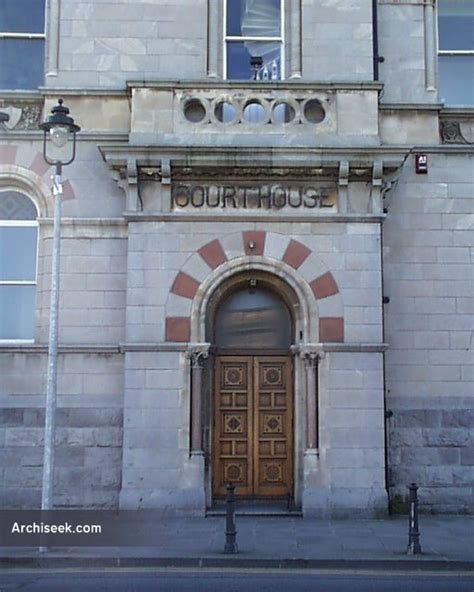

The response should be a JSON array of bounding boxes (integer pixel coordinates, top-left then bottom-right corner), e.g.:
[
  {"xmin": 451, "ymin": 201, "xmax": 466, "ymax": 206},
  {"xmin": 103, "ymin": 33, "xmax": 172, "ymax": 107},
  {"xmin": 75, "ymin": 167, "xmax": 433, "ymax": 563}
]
[
  {"xmin": 0, "ymin": 145, "xmax": 76, "ymax": 215},
  {"xmin": 165, "ymin": 231, "xmax": 344, "ymax": 343}
]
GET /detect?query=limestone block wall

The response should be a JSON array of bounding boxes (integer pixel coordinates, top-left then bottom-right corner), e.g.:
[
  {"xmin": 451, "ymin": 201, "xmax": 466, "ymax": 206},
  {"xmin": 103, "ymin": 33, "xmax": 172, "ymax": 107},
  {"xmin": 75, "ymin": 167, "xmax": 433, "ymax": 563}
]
[
  {"xmin": 49, "ymin": 0, "xmax": 207, "ymax": 88},
  {"xmin": 0, "ymin": 352, "xmax": 124, "ymax": 509},
  {"xmin": 317, "ymin": 351, "xmax": 387, "ymax": 516},
  {"xmin": 36, "ymin": 222, "xmax": 128, "ymax": 344},
  {"xmin": 44, "ymin": 0, "xmax": 376, "ymax": 89},
  {"xmin": 378, "ymin": 0, "xmax": 437, "ymax": 104},
  {"xmin": 383, "ymin": 152, "xmax": 474, "ymax": 513},
  {"xmin": 119, "ymin": 350, "xmax": 202, "ymax": 511},
  {"xmin": 302, "ymin": 0, "xmax": 373, "ymax": 81}
]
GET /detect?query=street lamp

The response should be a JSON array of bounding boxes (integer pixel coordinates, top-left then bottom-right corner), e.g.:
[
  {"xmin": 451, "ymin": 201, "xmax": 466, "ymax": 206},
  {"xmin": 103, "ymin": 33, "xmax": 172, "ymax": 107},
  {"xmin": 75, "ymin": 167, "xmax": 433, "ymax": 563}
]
[{"xmin": 39, "ymin": 99, "xmax": 80, "ymax": 520}]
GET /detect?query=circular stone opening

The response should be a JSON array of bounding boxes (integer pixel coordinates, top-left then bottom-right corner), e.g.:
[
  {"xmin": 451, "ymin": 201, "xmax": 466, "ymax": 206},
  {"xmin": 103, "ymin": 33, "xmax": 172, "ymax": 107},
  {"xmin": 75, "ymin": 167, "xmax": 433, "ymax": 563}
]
[
  {"xmin": 214, "ymin": 101, "xmax": 237, "ymax": 123},
  {"xmin": 242, "ymin": 100, "xmax": 267, "ymax": 124},
  {"xmin": 183, "ymin": 98, "xmax": 207, "ymax": 123},
  {"xmin": 303, "ymin": 99, "xmax": 325, "ymax": 124},
  {"xmin": 272, "ymin": 101, "xmax": 296, "ymax": 124}
]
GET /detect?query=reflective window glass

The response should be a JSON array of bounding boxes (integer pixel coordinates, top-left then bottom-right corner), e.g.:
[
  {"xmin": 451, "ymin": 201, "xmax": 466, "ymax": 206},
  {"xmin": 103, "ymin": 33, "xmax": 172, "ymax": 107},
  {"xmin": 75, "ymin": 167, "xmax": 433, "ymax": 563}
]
[
  {"xmin": 226, "ymin": 0, "xmax": 283, "ymax": 80},
  {"xmin": 0, "ymin": 39, "xmax": 45, "ymax": 90},
  {"xmin": 0, "ymin": 191, "xmax": 38, "ymax": 340},
  {"xmin": 215, "ymin": 287, "xmax": 292, "ymax": 349},
  {"xmin": 0, "ymin": 227, "xmax": 38, "ymax": 281},
  {"xmin": 0, "ymin": 285, "xmax": 36, "ymax": 340},
  {"xmin": 0, "ymin": 0, "xmax": 45, "ymax": 33},
  {"xmin": 227, "ymin": 0, "xmax": 281, "ymax": 37},
  {"xmin": 439, "ymin": 55, "xmax": 474, "ymax": 104},
  {"xmin": 227, "ymin": 41, "xmax": 281, "ymax": 80},
  {"xmin": 438, "ymin": 0, "xmax": 474, "ymax": 51},
  {"xmin": 0, "ymin": 191, "xmax": 38, "ymax": 221}
]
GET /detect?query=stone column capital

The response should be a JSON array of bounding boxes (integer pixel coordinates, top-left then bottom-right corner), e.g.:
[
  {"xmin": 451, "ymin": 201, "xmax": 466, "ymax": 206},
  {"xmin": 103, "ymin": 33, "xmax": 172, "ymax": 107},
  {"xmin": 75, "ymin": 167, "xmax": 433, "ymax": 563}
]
[
  {"xmin": 186, "ymin": 343, "xmax": 211, "ymax": 367},
  {"xmin": 291, "ymin": 343, "xmax": 325, "ymax": 365}
]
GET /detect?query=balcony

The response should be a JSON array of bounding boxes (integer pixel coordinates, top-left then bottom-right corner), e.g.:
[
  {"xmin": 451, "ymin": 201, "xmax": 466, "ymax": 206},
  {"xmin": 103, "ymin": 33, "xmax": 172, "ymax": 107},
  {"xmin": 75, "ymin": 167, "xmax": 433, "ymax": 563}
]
[{"xmin": 128, "ymin": 81, "xmax": 382, "ymax": 148}]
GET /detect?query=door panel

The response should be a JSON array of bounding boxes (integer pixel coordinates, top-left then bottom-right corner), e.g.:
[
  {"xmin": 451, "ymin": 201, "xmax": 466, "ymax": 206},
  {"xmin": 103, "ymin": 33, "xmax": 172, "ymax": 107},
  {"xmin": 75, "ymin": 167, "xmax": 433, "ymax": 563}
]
[
  {"xmin": 254, "ymin": 357, "xmax": 292, "ymax": 497},
  {"xmin": 213, "ymin": 355, "xmax": 293, "ymax": 498},
  {"xmin": 213, "ymin": 357, "xmax": 253, "ymax": 496}
]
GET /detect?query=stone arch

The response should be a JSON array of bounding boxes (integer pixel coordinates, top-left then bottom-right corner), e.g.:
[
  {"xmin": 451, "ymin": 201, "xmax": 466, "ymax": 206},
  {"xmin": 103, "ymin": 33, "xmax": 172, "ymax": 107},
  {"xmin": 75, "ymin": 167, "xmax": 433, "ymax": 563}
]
[
  {"xmin": 165, "ymin": 231, "xmax": 344, "ymax": 343},
  {"xmin": 193, "ymin": 257, "xmax": 316, "ymax": 343},
  {"xmin": 0, "ymin": 165, "xmax": 51, "ymax": 216},
  {"xmin": 0, "ymin": 146, "xmax": 76, "ymax": 215}
]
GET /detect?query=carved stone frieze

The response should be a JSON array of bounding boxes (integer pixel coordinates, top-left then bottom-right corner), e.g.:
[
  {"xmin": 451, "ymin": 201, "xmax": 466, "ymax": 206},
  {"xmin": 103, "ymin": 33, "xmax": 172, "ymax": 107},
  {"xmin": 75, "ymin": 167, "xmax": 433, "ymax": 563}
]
[
  {"xmin": 0, "ymin": 102, "xmax": 42, "ymax": 130},
  {"xmin": 440, "ymin": 120, "xmax": 473, "ymax": 145}
]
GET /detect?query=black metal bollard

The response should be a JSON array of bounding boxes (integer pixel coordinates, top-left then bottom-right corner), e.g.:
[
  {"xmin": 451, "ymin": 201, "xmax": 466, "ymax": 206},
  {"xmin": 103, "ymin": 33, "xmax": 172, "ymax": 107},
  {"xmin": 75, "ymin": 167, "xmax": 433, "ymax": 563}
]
[
  {"xmin": 224, "ymin": 483, "xmax": 238, "ymax": 554},
  {"xmin": 407, "ymin": 482, "xmax": 422, "ymax": 555}
]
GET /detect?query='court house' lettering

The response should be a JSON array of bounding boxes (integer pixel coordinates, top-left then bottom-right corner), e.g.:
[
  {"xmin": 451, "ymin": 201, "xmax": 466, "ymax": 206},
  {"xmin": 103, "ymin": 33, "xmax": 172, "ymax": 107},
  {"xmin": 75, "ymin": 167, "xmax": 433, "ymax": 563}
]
[{"xmin": 172, "ymin": 183, "xmax": 336, "ymax": 210}]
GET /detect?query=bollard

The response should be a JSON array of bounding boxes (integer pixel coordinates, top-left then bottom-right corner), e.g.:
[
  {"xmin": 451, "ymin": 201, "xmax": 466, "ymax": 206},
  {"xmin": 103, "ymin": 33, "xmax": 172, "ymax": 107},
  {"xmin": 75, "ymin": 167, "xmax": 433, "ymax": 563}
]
[
  {"xmin": 224, "ymin": 482, "xmax": 238, "ymax": 554},
  {"xmin": 407, "ymin": 482, "xmax": 422, "ymax": 555}
]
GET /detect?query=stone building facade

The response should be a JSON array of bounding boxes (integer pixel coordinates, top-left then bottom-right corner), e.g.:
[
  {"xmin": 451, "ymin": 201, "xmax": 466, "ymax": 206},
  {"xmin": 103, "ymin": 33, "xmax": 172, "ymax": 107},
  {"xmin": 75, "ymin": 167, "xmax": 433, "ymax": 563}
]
[{"xmin": 0, "ymin": 0, "xmax": 472, "ymax": 516}]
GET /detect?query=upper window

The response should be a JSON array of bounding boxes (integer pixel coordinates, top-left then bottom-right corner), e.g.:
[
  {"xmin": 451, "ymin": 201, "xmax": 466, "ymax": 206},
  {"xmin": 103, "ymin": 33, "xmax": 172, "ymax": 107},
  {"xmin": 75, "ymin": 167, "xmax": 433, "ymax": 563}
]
[
  {"xmin": 438, "ymin": 0, "xmax": 474, "ymax": 105},
  {"xmin": 225, "ymin": 0, "xmax": 284, "ymax": 80},
  {"xmin": 0, "ymin": 0, "xmax": 45, "ymax": 90},
  {"xmin": 0, "ymin": 191, "xmax": 38, "ymax": 341}
]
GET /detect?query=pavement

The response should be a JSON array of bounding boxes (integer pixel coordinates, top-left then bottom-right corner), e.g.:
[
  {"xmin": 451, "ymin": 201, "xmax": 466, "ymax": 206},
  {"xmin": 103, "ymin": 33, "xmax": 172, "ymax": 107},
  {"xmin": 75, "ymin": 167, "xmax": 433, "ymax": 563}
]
[{"xmin": 0, "ymin": 514, "xmax": 473, "ymax": 571}]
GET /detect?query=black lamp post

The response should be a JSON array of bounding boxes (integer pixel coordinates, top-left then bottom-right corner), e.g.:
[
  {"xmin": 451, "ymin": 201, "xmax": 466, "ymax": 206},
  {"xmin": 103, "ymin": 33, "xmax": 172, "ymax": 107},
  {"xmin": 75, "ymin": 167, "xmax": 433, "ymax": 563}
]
[{"xmin": 38, "ymin": 99, "xmax": 80, "ymax": 526}]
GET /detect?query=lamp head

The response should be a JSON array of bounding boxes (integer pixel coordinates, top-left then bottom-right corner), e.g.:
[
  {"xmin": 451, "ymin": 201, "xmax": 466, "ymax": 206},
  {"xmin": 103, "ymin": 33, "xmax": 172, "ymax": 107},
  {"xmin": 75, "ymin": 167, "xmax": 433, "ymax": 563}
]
[{"xmin": 39, "ymin": 99, "xmax": 80, "ymax": 166}]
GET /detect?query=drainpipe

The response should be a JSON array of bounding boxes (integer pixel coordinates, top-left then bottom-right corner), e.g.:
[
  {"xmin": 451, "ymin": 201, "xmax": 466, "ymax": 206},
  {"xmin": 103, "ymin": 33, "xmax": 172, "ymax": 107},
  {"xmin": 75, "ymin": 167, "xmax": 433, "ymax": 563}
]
[
  {"xmin": 372, "ymin": 0, "xmax": 384, "ymax": 80},
  {"xmin": 381, "ymin": 223, "xmax": 392, "ymax": 512}
]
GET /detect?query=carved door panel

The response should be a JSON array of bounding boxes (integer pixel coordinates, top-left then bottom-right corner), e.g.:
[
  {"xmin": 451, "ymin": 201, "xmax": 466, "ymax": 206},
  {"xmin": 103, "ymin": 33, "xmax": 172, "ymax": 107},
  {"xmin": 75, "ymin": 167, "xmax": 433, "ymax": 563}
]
[
  {"xmin": 254, "ymin": 356, "xmax": 293, "ymax": 497},
  {"xmin": 213, "ymin": 355, "xmax": 293, "ymax": 498},
  {"xmin": 213, "ymin": 357, "xmax": 253, "ymax": 497}
]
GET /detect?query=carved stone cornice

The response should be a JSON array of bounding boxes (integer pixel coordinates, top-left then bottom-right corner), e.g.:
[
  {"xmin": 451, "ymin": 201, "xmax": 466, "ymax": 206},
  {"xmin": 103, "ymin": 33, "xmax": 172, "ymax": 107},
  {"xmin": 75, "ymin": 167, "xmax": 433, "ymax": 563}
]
[{"xmin": 173, "ymin": 166, "xmax": 338, "ymax": 181}]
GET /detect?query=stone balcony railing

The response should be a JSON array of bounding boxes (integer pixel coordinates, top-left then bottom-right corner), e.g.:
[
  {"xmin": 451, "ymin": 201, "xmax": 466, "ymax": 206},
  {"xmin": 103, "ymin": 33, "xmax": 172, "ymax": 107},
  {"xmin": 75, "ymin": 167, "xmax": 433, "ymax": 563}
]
[{"xmin": 128, "ymin": 81, "xmax": 382, "ymax": 147}]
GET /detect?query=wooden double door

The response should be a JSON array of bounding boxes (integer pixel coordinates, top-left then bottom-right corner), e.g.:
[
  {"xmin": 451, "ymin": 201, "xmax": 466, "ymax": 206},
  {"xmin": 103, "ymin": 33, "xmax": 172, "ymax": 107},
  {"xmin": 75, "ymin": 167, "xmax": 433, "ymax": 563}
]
[{"xmin": 212, "ymin": 355, "xmax": 293, "ymax": 498}]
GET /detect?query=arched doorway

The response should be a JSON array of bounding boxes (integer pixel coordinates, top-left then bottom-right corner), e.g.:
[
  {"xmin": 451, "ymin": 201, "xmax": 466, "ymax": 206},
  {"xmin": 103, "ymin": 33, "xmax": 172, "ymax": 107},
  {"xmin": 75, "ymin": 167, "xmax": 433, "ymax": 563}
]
[{"xmin": 206, "ymin": 272, "xmax": 295, "ymax": 501}]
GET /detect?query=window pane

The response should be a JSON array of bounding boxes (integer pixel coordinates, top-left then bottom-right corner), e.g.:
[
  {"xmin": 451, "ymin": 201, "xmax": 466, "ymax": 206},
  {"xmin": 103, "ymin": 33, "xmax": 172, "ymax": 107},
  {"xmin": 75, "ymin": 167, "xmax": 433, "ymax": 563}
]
[
  {"xmin": 0, "ymin": 39, "xmax": 44, "ymax": 90},
  {"xmin": 227, "ymin": 41, "xmax": 281, "ymax": 79},
  {"xmin": 227, "ymin": 0, "xmax": 281, "ymax": 37},
  {"xmin": 215, "ymin": 288, "xmax": 292, "ymax": 348},
  {"xmin": 438, "ymin": 0, "xmax": 474, "ymax": 50},
  {"xmin": 0, "ymin": 0, "xmax": 45, "ymax": 33},
  {"xmin": 0, "ymin": 191, "xmax": 38, "ymax": 220},
  {"xmin": 0, "ymin": 285, "xmax": 35, "ymax": 340},
  {"xmin": 0, "ymin": 226, "xmax": 37, "ymax": 281},
  {"xmin": 439, "ymin": 55, "xmax": 474, "ymax": 105}
]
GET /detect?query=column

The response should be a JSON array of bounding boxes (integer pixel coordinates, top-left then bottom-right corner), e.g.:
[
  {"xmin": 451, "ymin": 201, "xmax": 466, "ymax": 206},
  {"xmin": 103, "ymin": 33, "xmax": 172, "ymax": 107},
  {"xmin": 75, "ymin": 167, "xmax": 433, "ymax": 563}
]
[
  {"xmin": 424, "ymin": 0, "xmax": 436, "ymax": 92},
  {"xmin": 46, "ymin": 0, "xmax": 60, "ymax": 77},
  {"xmin": 207, "ymin": 0, "xmax": 220, "ymax": 78},
  {"xmin": 303, "ymin": 352, "xmax": 319, "ymax": 450},
  {"xmin": 187, "ymin": 344, "xmax": 210, "ymax": 455},
  {"xmin": 289, "ymin": 0, "xmax": 302, "ymax": 78}
]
